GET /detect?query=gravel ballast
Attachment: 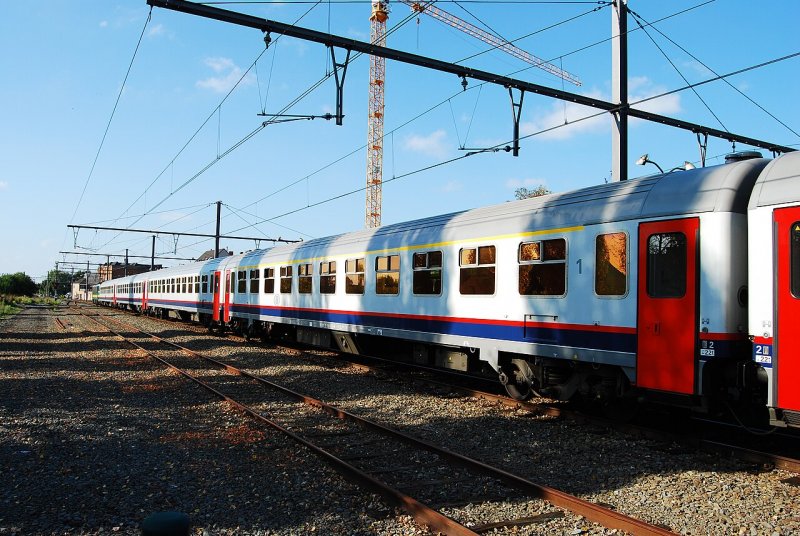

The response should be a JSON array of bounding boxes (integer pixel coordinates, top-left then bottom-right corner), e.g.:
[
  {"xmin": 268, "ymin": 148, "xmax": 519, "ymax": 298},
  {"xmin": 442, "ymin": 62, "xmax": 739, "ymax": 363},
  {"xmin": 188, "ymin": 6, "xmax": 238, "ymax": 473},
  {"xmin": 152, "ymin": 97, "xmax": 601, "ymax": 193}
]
[{"xmin": 2, "ymin": 304, "xmax": 799, "ymax": 535}]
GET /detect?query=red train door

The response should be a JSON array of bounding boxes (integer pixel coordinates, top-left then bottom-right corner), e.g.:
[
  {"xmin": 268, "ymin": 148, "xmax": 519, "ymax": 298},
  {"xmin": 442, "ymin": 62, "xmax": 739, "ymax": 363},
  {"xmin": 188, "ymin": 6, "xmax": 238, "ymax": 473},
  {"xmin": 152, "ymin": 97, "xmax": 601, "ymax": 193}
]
[
  {"xmin": 212, "ymin": 271, "xmax": 222, "ymax": 322},
  {"xmin": 774, "ymin": 207, "xmax": 800, "ymax": 412},
  {"xmin": 112, "ymin": 285, "xmax": 117, "ymax": 306},
  {"xmin": 223, "ymin": 269, "xmax": 233, "ymax": 323},
  {"xmin": 142, "ymin": 280, "xmax": 148, "ymax": 311},
  {"xmin": 637, "ymin": 218, "xmax": 699, "ymax": 394}
]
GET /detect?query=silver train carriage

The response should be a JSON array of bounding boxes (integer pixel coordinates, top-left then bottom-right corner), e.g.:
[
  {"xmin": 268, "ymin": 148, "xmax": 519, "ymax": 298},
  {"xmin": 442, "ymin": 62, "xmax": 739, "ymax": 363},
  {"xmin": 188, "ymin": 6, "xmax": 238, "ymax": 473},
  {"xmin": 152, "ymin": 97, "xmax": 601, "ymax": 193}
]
[{"xmin": 97, "ymin": 151, "xmax": 800, "ymax": 428}]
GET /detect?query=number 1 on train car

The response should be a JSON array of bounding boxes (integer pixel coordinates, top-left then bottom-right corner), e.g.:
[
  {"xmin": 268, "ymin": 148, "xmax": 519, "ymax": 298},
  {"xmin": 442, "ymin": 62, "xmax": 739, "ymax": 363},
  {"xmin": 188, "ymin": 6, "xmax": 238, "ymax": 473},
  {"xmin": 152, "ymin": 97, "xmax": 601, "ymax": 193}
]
[{"xmin": 636, "ymin": 218, "xmax": 699, "ymax": 395}]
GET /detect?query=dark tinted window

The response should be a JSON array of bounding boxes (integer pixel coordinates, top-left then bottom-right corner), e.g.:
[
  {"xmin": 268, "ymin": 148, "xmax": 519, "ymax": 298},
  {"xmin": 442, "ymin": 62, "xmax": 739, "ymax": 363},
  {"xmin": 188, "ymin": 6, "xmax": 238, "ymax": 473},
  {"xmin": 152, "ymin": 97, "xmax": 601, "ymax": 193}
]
[
  {"xmin": 249, "ymin": 269, "xmax": 260, "ymax": 294},
  {"xmin": 280, "ymin": 266, "xmax": 292, "ymax": 294},
  {"xmin": 413, "ymin": 251, "xmax": 442, "ymax": 295},
  {"xmin": 264, "ymin": 268, "xmax": 275, "ymax": 294},
  {"xmin": 460, "ymin": 246, "xmax": 495, "ymax": 295},
  {"xmin": 518, "ymin": 239, "xmax": 566, "ymax": 296},
  {"xmin": 320, "ymin": 261, "xmax": 336, "ymax": 294},
  {"xmin": 345, "ymin": 258, "xmax": 365, "ymax": 294},
  {"xmin": 298, "ymin": 264, "xmax": 312, "ymax": 294},
  {"xmin": 375, "ymin": 255, "xmax": 400, "ymax": 295},
  {"xmin": 647, "ymin": 232, "xmax": 687, "ymax": 298}
]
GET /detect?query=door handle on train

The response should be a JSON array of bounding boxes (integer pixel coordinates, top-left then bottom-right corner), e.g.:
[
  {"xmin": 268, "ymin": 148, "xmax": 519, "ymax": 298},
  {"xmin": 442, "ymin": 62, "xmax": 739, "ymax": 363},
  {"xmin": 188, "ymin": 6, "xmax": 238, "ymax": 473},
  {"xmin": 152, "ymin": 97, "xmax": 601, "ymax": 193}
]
[{"xmin": 646, "ymin": 322, "xmax": 661, "ymax": 335}]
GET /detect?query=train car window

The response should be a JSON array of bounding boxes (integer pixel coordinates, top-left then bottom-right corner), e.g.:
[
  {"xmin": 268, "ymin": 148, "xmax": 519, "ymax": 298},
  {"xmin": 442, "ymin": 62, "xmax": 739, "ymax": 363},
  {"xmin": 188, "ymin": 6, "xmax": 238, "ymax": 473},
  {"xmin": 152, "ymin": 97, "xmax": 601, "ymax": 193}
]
[
  {"xmin": 460, "ymin": 246, "xmax": 495, "ymax": 295},
  {"xmin": 792, "ymin": 223, "xmax": 800, "ymax": 297},
  {"xmin": 280, "ymin": 266, "xmax": 293, "ymax": 293},
  {"xmin": 375, "ymin": 255, "xmax": 400, "ymax": 295},
  {"xmin": 194, "ymin": 276, "xmax": 200, "ymax": 294},
  {"xmin": 646, "ymin": 233, "xmax": 687, "ymax": 298},
  {"xmin": 320, "ymin": 261, "xmax": 336, "ymax": 294},
  {"xmin": 201, "ymin": 275, "xmax": 208, "ymax": 294},
  {"xmin": 237, "ymin": 271, "xmax": 247, "ymax": 293},
  {"xmin": 298, "ymin": 263, "xmax": 313, "ymax": 294},
  {"xmin": 181, "ymin": 277, "xmax": 186, "ymax": 294},
  {"xmin": 596, "ymin": 233, "xmax": 627, "ymax": 296},
  {"xmin": 413, "ymin": 251, "xmax": 442, "ymax": 295},
  {"xmin": 263, "ymin": 268, "xmax": 275, "ymax": 293},
  {"xmin": 345, "ymin": 258, "xmax": 365, "ymax": 294},
  {"xmin": 518, "ymin": 239, "xmax": 567, "ymax": 296},
  {"xmin": 249, "ymin": 269, "xmax": 260, "ymax": 294}
]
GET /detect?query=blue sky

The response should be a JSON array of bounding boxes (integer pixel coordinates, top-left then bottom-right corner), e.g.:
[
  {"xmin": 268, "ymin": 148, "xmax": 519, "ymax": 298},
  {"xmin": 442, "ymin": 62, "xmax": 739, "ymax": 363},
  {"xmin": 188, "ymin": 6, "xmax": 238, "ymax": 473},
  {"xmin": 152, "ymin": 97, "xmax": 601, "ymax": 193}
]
[{"xmin": 1, "ymin": 0, "xmax": 798, "ymax": 280}]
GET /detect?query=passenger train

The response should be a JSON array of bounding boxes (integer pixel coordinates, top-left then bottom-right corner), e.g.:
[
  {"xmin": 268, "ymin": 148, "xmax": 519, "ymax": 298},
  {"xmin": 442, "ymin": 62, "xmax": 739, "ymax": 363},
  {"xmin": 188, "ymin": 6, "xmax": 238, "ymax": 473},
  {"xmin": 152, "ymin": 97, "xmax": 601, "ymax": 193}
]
[{"xmin": 95, "ymin": 151, "xmax": 800, "ymax": 429}]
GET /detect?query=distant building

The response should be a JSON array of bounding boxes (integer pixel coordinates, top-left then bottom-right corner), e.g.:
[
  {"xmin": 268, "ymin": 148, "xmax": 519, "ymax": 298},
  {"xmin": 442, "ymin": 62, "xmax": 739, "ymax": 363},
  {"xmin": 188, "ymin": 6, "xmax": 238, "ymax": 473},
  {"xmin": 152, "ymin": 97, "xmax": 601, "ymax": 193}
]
[
  {"xmin": 71, "ymin": 273, "xmax": 100, "ymax": 301},
  {"xmin": 98, "ymin": 262, "xmax": 163, "ymax": 282},
  {"xmin": 196, "ymin": 249, "xmax": 232, "ymax": 261}
]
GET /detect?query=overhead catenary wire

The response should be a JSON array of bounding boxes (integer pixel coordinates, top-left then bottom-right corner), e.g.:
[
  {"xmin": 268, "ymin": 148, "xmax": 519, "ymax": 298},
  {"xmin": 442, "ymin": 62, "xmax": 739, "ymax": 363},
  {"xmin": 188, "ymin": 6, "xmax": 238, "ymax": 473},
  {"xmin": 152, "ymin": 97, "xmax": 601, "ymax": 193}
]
[
  {"xmin": 626, "ymin": 6, "xmax": 729, "ymax": 133},
  {"xmin": 626, "ymin": 7, "xmax": 800, "ymax": 141},
  {"xmin": 68, "ymin": 7, "xmax": 153, "ymax": 226},
  {"xmin": 182, "ymin": 0, "xmax": 760, "ymax": 236},
  {"xmin": 96, "ymin": 0, "xmax": 329, "ymax": 251},
  {"xmin": 212, "ymin": 47, "xmax": 800, "ymax": 236},
  {"xmin": 101, "ymin": 0, "xmax": 793, "ymax": 261},
  {"xmin": 116, "ymin": 7, "xmax": 424, "ymax": 250}
]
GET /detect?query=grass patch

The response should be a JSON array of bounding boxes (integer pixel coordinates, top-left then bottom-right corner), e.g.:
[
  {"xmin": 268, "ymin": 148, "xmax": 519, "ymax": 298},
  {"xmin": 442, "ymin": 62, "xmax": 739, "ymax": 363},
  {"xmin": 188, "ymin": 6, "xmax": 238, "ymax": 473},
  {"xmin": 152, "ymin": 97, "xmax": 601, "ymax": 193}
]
[{"xmin": 0, "ymin": 295, "xmax": 60, "ymax": 318}]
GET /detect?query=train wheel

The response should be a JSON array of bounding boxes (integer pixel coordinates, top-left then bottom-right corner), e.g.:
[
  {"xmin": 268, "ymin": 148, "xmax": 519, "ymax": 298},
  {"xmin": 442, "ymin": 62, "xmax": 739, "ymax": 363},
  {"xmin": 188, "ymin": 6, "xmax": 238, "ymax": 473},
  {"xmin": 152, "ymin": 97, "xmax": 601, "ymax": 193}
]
[{"xmin": 499, "ymin": 359, "xmax": 535, "ymax": 401}]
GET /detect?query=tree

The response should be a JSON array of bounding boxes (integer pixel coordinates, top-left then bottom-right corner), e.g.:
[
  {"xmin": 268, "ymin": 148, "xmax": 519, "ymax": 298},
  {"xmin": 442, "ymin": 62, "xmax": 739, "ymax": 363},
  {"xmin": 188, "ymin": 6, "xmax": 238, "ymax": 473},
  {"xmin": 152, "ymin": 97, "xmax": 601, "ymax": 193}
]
[
  {"xmin": 514, "ymin": 184, "xmax": 552, "ymax": 200},
  {"xmin": 0, "ymin": 272, "xmax": 38, "ymax": 296},
  {"xmin": 42, "ymin": 269, "xmax": 73, "ymax": 296}
]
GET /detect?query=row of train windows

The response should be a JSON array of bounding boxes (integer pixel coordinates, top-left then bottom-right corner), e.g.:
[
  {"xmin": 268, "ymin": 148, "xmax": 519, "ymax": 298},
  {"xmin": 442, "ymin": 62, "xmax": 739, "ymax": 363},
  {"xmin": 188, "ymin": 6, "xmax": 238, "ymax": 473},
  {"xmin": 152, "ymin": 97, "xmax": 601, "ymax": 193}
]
[
  {"xmin": 233, "ymin": 233, "xmax": 627, "ymax": 297},
  {"xmin": 104, "ymin": 233, "xmax": 629, "ymax": 298}
]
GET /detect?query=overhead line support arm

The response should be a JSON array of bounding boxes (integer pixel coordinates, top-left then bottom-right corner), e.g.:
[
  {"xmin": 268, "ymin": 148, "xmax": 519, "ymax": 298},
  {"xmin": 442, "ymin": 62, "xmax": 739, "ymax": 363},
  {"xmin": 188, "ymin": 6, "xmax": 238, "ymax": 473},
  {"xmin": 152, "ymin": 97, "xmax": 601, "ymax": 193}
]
[
  {"xmin": 146, "ymin": 0, "xmax": 794, "ymax": 155},
  {"xmin": 68, "ymin": 224, "xmax": 300, "ymax": 244}
]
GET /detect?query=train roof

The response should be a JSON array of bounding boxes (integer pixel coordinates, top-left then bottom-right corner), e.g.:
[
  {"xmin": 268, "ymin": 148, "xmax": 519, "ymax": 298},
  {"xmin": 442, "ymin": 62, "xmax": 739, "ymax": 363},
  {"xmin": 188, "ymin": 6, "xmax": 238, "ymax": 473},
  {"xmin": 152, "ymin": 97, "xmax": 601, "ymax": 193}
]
[
  {"xmin": 99, "ymin": 157, "xmax": 772, "ymax": 282},
  {"xmin": 271, "ymin": 157, "xmax": 770, "ymax": 256},
  {"xmin": 748, "ymin": 151, "xmax": 800, "ymax": 209}
]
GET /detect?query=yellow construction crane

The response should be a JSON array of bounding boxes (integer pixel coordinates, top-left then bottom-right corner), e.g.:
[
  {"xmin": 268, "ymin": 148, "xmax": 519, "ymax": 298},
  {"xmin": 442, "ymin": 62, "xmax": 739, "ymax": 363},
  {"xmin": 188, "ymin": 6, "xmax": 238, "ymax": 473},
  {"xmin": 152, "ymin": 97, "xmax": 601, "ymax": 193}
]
[{"xmin": 365, "ymin": 0, "xmax": 581, "ymax": 228}]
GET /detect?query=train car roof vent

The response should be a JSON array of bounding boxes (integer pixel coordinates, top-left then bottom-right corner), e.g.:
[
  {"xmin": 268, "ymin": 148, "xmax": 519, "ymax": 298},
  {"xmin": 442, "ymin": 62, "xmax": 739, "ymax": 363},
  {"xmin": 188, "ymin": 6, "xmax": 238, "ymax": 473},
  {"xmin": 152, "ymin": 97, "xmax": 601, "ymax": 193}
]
[{"xmin": 724, "ymin": 150, "xmax": 763, "ymax": 163}]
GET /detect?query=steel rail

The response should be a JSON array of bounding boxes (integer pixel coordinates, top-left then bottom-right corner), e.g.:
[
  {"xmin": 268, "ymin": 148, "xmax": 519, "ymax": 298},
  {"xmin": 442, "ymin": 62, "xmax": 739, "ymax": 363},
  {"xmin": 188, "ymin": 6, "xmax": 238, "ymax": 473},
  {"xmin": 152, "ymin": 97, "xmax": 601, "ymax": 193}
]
[
  {"xmin": 81, "ymin": 304, "xmax": 676, "ymax": 535},
  {"xmin": 91, "ymin": 303, "xmax": 800, "ymax": 478},
  {"xmin": 76, "ymin": 308, "xmax": 479, "ymax": 535}
]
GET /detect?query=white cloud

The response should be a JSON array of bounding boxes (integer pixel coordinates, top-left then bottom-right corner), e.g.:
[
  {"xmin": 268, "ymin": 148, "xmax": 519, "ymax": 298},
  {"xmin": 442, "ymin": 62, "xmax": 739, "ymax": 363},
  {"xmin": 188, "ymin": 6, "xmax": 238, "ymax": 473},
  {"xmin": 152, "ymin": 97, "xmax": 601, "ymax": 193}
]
[
  {"xmin": 147, "ymin": 23, "xmax": 165, "ymax": 38},
  {"xmin": 630, "ymin": 79, "xmax": 682, "ymax": 117},
  {"xmin": 347, "ymin": 28, "xmax": 369, "ymax": 41},
  {"xmin": 196, "ymin": 57, "xmax": 254, "ymax": 94},
  {"xmin": 0, "ymin": 180, "xmax": 8, "ymax": 191},
  {"xmin": 521, "ymin": 77, "xmax": 682, "ymax": 141},
  {"xmin": 441, "ymin": 180, "xmax": 462, "ymax": 193},
  {"xmin": 521, "ymin": 88, "xmax": 608, "ymax": 140},
  {"xmin": 159, "ymin": 211, "xmax": 191, "ymax": 223},
  {"xmin": 99, "ymin": 20, "xmax": 108, "ymax": 28},
  {"xmin": 682, "ymin": 60, "xmax": 715, "ymax": 79},
  {"xmin": 403, "ymin": 129, "xmax": 449, "ymax": 158}
]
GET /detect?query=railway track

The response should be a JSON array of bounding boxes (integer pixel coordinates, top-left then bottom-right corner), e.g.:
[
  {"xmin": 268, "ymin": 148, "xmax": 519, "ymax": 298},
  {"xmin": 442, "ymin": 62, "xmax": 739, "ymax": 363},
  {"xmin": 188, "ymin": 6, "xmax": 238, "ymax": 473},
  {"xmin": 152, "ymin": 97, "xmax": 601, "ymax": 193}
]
[
  {"xmin": 85, "ymin": 302, "xmax": 800, "ymax": 476},
  {"xmin": 75, "ymin": 304, "xmax": 675, "ymax": 535}
]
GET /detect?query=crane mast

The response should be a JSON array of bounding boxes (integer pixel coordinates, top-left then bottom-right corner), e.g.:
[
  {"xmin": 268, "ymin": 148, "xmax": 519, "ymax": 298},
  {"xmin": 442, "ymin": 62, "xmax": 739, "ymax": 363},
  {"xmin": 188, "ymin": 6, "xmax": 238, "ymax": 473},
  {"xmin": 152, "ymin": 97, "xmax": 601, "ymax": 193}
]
[
  {"xmin": 363, "ymin": 0, "xmax": 580, "ymax": 228},
  {"xmin": 366, "ymin": 0, "xmax": 389, "ymax": 228}
]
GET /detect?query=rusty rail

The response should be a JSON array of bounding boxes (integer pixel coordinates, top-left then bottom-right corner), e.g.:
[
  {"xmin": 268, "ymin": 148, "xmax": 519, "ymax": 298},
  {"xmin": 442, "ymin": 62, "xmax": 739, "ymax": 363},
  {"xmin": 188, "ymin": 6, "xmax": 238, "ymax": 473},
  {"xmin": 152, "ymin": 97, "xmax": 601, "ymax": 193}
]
[{"xmin": 77, "ymin": 305, "xmax": 676, "ymax": 536}]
